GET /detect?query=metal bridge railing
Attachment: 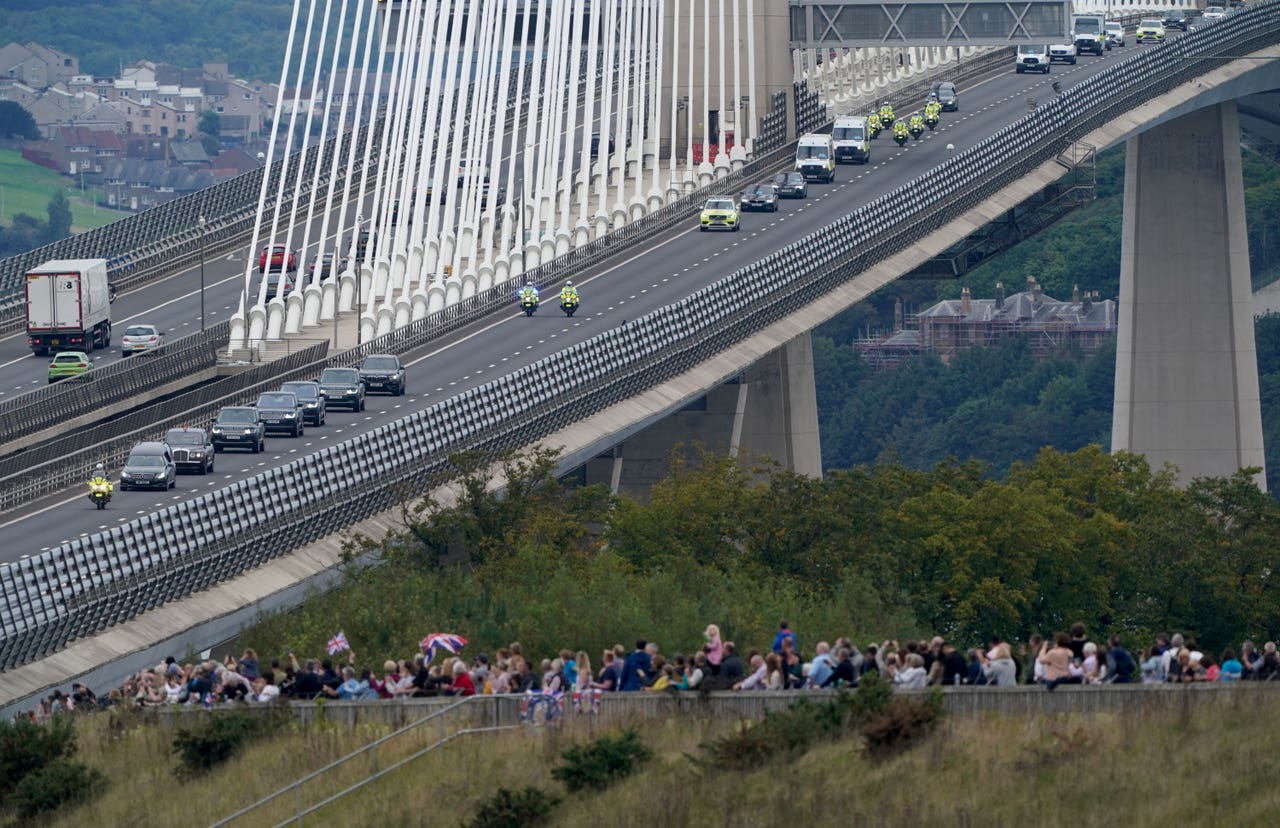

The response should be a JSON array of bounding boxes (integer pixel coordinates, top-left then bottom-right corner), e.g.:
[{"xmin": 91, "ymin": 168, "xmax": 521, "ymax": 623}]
[{"xmin": 1, "ymin": 0, "xmax": 1275, "ymax": 672}]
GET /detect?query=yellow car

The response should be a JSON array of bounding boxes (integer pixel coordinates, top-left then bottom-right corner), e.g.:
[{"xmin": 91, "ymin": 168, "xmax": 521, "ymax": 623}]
[
  {"xmin": 1135, "ymin": 20, "xmax": 1165, "ymax": 43},
  {"xmin": 699, "ymin": 197, "xmax": 740, "ymax": 232},
  {"xmin": 48, "ymin": 351, "xmax": 92, "ymax": 383}
]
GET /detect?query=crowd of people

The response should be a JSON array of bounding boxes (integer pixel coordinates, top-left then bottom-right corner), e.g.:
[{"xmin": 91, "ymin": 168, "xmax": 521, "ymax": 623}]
[{"xmin": 18, "ymin": 621, "xmax": 1280, "ymax": 721}]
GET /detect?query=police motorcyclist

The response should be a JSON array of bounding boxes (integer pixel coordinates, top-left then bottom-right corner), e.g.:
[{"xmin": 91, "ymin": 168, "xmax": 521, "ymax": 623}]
[
  {"xmin": 908, "ymin": 112, "xmax": 925, "ymax": 138},
  {"xmin": 89, "ymin": 463, "xmax": 113, "ymax": 492},
  {"xmin": 559, "ymin": 280, "xmax": 579, "ymax": 306},
  {"xmin": 518, "ymin": 284, "xmax": 539, "ymax": 303},
  {"xmin": 893, "ymin": 121, "xmax": 910, "ymax": 145},
  {"xmin": 878, "ymin": 103, "xmax": 895, "ymax": 126}
]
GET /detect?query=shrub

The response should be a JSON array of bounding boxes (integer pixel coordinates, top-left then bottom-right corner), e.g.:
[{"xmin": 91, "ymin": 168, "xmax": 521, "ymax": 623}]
[
  {"xmin": 172, "ymin": 709, "xmax": 287, "ymax": 778},
  {"xmin": 860, "ymin": 691, "xmax": 943, "ymax": 759},
  {"xmin": 461, "ymin": 786, "xmax": 560, "ymax": 828},
  {"xmin": 0, "ymin": 716, "xmax": 77, "ymax": 801},
  {"xmin": 551, "ymin": 728, "xmax": 653, "ymax": 793},
  {"xmin": 698, "ymin": 673, "xmax": 932, "ymax": 771},
  {"xmin": 8, "ymin": 759, "xmax": 103, "ymax": 819}
]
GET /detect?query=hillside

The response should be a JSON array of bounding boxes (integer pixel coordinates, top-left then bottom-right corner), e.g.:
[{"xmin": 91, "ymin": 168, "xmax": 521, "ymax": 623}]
[{"xmin": 0, "ymin": 1, "xmax": 303, "ymax": 83}]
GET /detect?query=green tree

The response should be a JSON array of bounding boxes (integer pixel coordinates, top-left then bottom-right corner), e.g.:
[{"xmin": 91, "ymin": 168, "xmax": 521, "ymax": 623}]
[
  {"xmin": 0, "ymin": 100, "xmax": 40, "ymax": 140},
  {"xmin": 198, "ymin": 110, "xmax": 221, "ymax": 138},
  {"xmin": 45, "ymin": 190, "xmax": 72, "ymax": 241}
]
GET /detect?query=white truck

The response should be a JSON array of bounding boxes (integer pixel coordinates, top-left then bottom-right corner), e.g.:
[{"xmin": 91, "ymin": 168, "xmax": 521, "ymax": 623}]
[
  {"xmin": 25, "ymin": 259, "xmax": 112, "ymax": 355},
  {"xmin": 1072, "ymin": 13, "xmax": 1108, "ymax": 55}
]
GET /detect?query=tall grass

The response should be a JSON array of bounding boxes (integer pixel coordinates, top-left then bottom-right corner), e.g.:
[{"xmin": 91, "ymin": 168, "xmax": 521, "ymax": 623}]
[{"xmin": 30, "ymin": 696, "xmax": 1280, "ymax": 827}]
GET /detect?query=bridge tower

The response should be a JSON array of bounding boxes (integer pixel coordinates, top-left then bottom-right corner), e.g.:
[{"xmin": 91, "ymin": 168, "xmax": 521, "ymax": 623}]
[{"xmin": 1112, "ymin": 101, "xmax": 1266, "ymax": 488}]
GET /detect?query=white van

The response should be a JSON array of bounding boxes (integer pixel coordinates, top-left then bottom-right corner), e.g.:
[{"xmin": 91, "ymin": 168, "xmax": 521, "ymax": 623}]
[
  {"xmin": 832, "ymin": 116, "xmax": 871, "ymax": 164},
  {"xmin": 795, "ymin": 133, "xmax": 836, "ymax": 182}
]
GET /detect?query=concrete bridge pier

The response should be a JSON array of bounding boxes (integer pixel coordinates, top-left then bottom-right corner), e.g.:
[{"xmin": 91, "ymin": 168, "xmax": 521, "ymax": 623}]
[
  {"xmin": 582, "ymin": 332, "xmax": 822, "ymax": 498},
  {"xmin": 1112, "ymin": 101, "xmax": 1266, "ymax": 488}
]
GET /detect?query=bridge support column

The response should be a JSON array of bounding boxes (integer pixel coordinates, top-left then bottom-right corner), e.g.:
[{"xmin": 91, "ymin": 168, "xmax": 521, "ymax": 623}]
[
  {"xmin": 584, "ymin": 332, "xmax": 822, "ymax": 498},
  {"xmin": 1112, "ymin": 101, "xmax": 1265, "ymax": 488}
]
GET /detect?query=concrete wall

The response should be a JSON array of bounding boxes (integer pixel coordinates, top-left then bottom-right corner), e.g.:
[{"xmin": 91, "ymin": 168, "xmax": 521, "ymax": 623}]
[
  {"xmin": 1112, "ymin": 101, "xmax": 1266, "ymax": 488},
  {"xmin": 139, "ymin": 683, "xmax": 1280, "ymax": 731},
  {"xmin": 582, "ymin": 331, "xmax": 821, "ymax": 498}
]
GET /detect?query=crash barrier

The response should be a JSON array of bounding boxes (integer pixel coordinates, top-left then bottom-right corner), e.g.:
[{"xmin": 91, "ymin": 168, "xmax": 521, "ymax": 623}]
[
  {"xmin": 0, "ymin": 323, "xmax": 228, "ymax": 450},
  {"xmin": 2, "ymin": 1, "xmax": 1275, "ymax": 671},
  {"xmin": 0, "ymin": 342, "xmax": 328, "ymax": 516},
  {"xmin": 0, "ymin": 51, "xmax": 584, "ymax": 332}
]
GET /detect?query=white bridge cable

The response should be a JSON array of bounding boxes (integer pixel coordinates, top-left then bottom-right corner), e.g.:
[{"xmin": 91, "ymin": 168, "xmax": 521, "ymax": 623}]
[
  {"xmin": 258, "ymin": 0, "xmax": 322, "ymax": 343},
  {"xmin": 239, "ymin": 0, "xmax": 959, "ymax": 344},
  {"xmin": 231, "ymin": 0, "xmax": 305, "ymax": 350},
  {"xmin": 332, "ymin": 0, "xmax": 380, "ymax": 323},
  {"xmin": 287, "ymin": 0, "xmax": 341, "ymax": 336}
]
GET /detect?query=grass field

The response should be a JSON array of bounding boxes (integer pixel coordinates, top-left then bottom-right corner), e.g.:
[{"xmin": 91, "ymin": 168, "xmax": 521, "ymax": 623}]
[
  {"xmin": 0, "ymin": 149, "xmax": 129, "ymax": 234},
  {"xmin": 20, "ymin": 695, "xmax": 1280, "ymax": 827}
]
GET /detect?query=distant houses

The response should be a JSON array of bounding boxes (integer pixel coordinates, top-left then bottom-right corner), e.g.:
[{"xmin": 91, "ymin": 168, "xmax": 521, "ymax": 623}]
[{"xmin": 0, "ymin": 43, "xmax": 285, "ymax": 212}]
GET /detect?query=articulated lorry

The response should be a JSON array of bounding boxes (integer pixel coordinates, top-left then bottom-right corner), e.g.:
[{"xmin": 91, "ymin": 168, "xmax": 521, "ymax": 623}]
[{"xmin": 25, "ymin": 259, "xmax": 112, "ymax": 355}]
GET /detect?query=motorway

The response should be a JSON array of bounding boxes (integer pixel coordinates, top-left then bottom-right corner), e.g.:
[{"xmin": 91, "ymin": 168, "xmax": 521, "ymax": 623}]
[{"xmin": 0, "ymin": 47, "xmax": 1130, "ymax": 562}]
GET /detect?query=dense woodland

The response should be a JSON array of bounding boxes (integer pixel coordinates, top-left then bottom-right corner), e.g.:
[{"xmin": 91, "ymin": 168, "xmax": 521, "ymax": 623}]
[{"xmin": 814, "ymin": 144, "xmax": 1280, "ymax": 490}]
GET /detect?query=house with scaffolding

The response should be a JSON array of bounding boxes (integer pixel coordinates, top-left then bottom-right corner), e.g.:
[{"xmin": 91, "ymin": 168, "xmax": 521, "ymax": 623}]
[{"xmin": 855, "ymin": 278, "xmax": 1117, "ymax": 369}]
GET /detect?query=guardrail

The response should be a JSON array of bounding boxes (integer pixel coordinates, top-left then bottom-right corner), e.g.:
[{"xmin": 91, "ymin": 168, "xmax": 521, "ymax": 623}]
[
  {"xmin": 3, "ymin": 1, "xmax": 1275, "ymax": 671},
  {"xmin": 0, "ymin": 50, "xmax": 608, "ymax": 334},
  {"xmin": 0, "ymin": 322, "xmax": 229, "ymax": 449}
]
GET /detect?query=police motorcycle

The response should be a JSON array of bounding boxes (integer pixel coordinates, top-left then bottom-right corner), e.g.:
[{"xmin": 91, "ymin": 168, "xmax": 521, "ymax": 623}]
[
  {"xmin": 877, "ymin": 103, "xmax": 895, "ymax": 128},
  {"xmin": 87, "ymin": 464, "xmax": 113, "ymax": 510},
  {"xmin": 924, "ymin": 100, "xmax": 941, "ymax": 130},
  {"xmin": 559, "ymin": 282, "xmax": 580, "ymax": 317},
  {"xmin": 907, "ymin": 113, "xmax": 926, "ymax": 141},
  {"xmin": 892, "ymin": 121, "xmax": 911, "ymax": 146},
  {"xmin": 518, "ymin": 284, "xmax": 540, "ymax": 316},
  {"xmin": 868, "ymin": 113, "xmax": 883, "ymax": 140}
]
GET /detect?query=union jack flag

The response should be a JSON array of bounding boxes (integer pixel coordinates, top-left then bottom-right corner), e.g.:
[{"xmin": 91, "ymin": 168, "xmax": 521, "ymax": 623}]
[
  {"xmin": 326, "ymin": 632, "xmax": 350, "ymax": 655},
  {"xmin": 419, "ymin": 632, "xmax": 467, "ymax": 662}
]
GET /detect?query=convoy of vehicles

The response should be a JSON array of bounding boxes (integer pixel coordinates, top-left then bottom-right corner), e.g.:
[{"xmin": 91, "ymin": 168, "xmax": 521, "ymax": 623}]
[{"xmin": 25, "ymin": 259, "xmax": 112, "ymax": 356}]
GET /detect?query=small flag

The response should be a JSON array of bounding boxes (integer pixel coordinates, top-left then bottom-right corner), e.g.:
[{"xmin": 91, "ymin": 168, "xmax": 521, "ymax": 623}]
[
  {"xmin": 420, "ymin": 632, "xmax": 467, "ymax": 662},
  {"xmin": 326, "ymin": 632, "xmax": 350, "ymax": 655}
]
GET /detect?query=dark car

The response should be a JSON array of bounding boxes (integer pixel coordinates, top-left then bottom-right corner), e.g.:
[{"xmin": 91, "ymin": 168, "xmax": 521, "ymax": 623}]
[
  {"xmin": 281, "ymin": 380, "xmax": 327, "ymax": 426},
  {"xmin": 211, "ymin": 406, "xmax": 266, "ymax": 453},
  {"xmin": 318, "ymin": 367, "xmax": 366, "ymax": 411},
  {"xmin": 308, "ymin": 253, "xmax": 347, "ymax": 280},
  {"xmin": 1161, "ymin": 10, "xmax": 1187, "ymax": 30},
  {"xmin": 256, "ymin": 391, "xmax": 306, "ymax": 437},
  {"xmin": 165, "ymin": 427, "xmax": 215, "ymax": 475},
  {"xmin": 119, "ymin": 441, "xmax": 176, "ymax": 491},
  {"xmin": 358, "ymin": 354, "xmax": 407, "ymax": 396},
  {"xmin": 740, "ymin": 183, "xmax": 780, "ymax": 212},
  {"xmin": 931, "ymin": 81, "xmax": 959, "ymax": 111},
  {"xmin": 771, "ymin": 171, "xmax": 808, "ymax": 199}
]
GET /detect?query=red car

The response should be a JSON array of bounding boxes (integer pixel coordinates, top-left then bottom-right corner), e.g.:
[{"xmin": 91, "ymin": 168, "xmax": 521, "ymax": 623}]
[{"xmin": 258, "ymin": 244, "xmax": 299, "ymax": 274}]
